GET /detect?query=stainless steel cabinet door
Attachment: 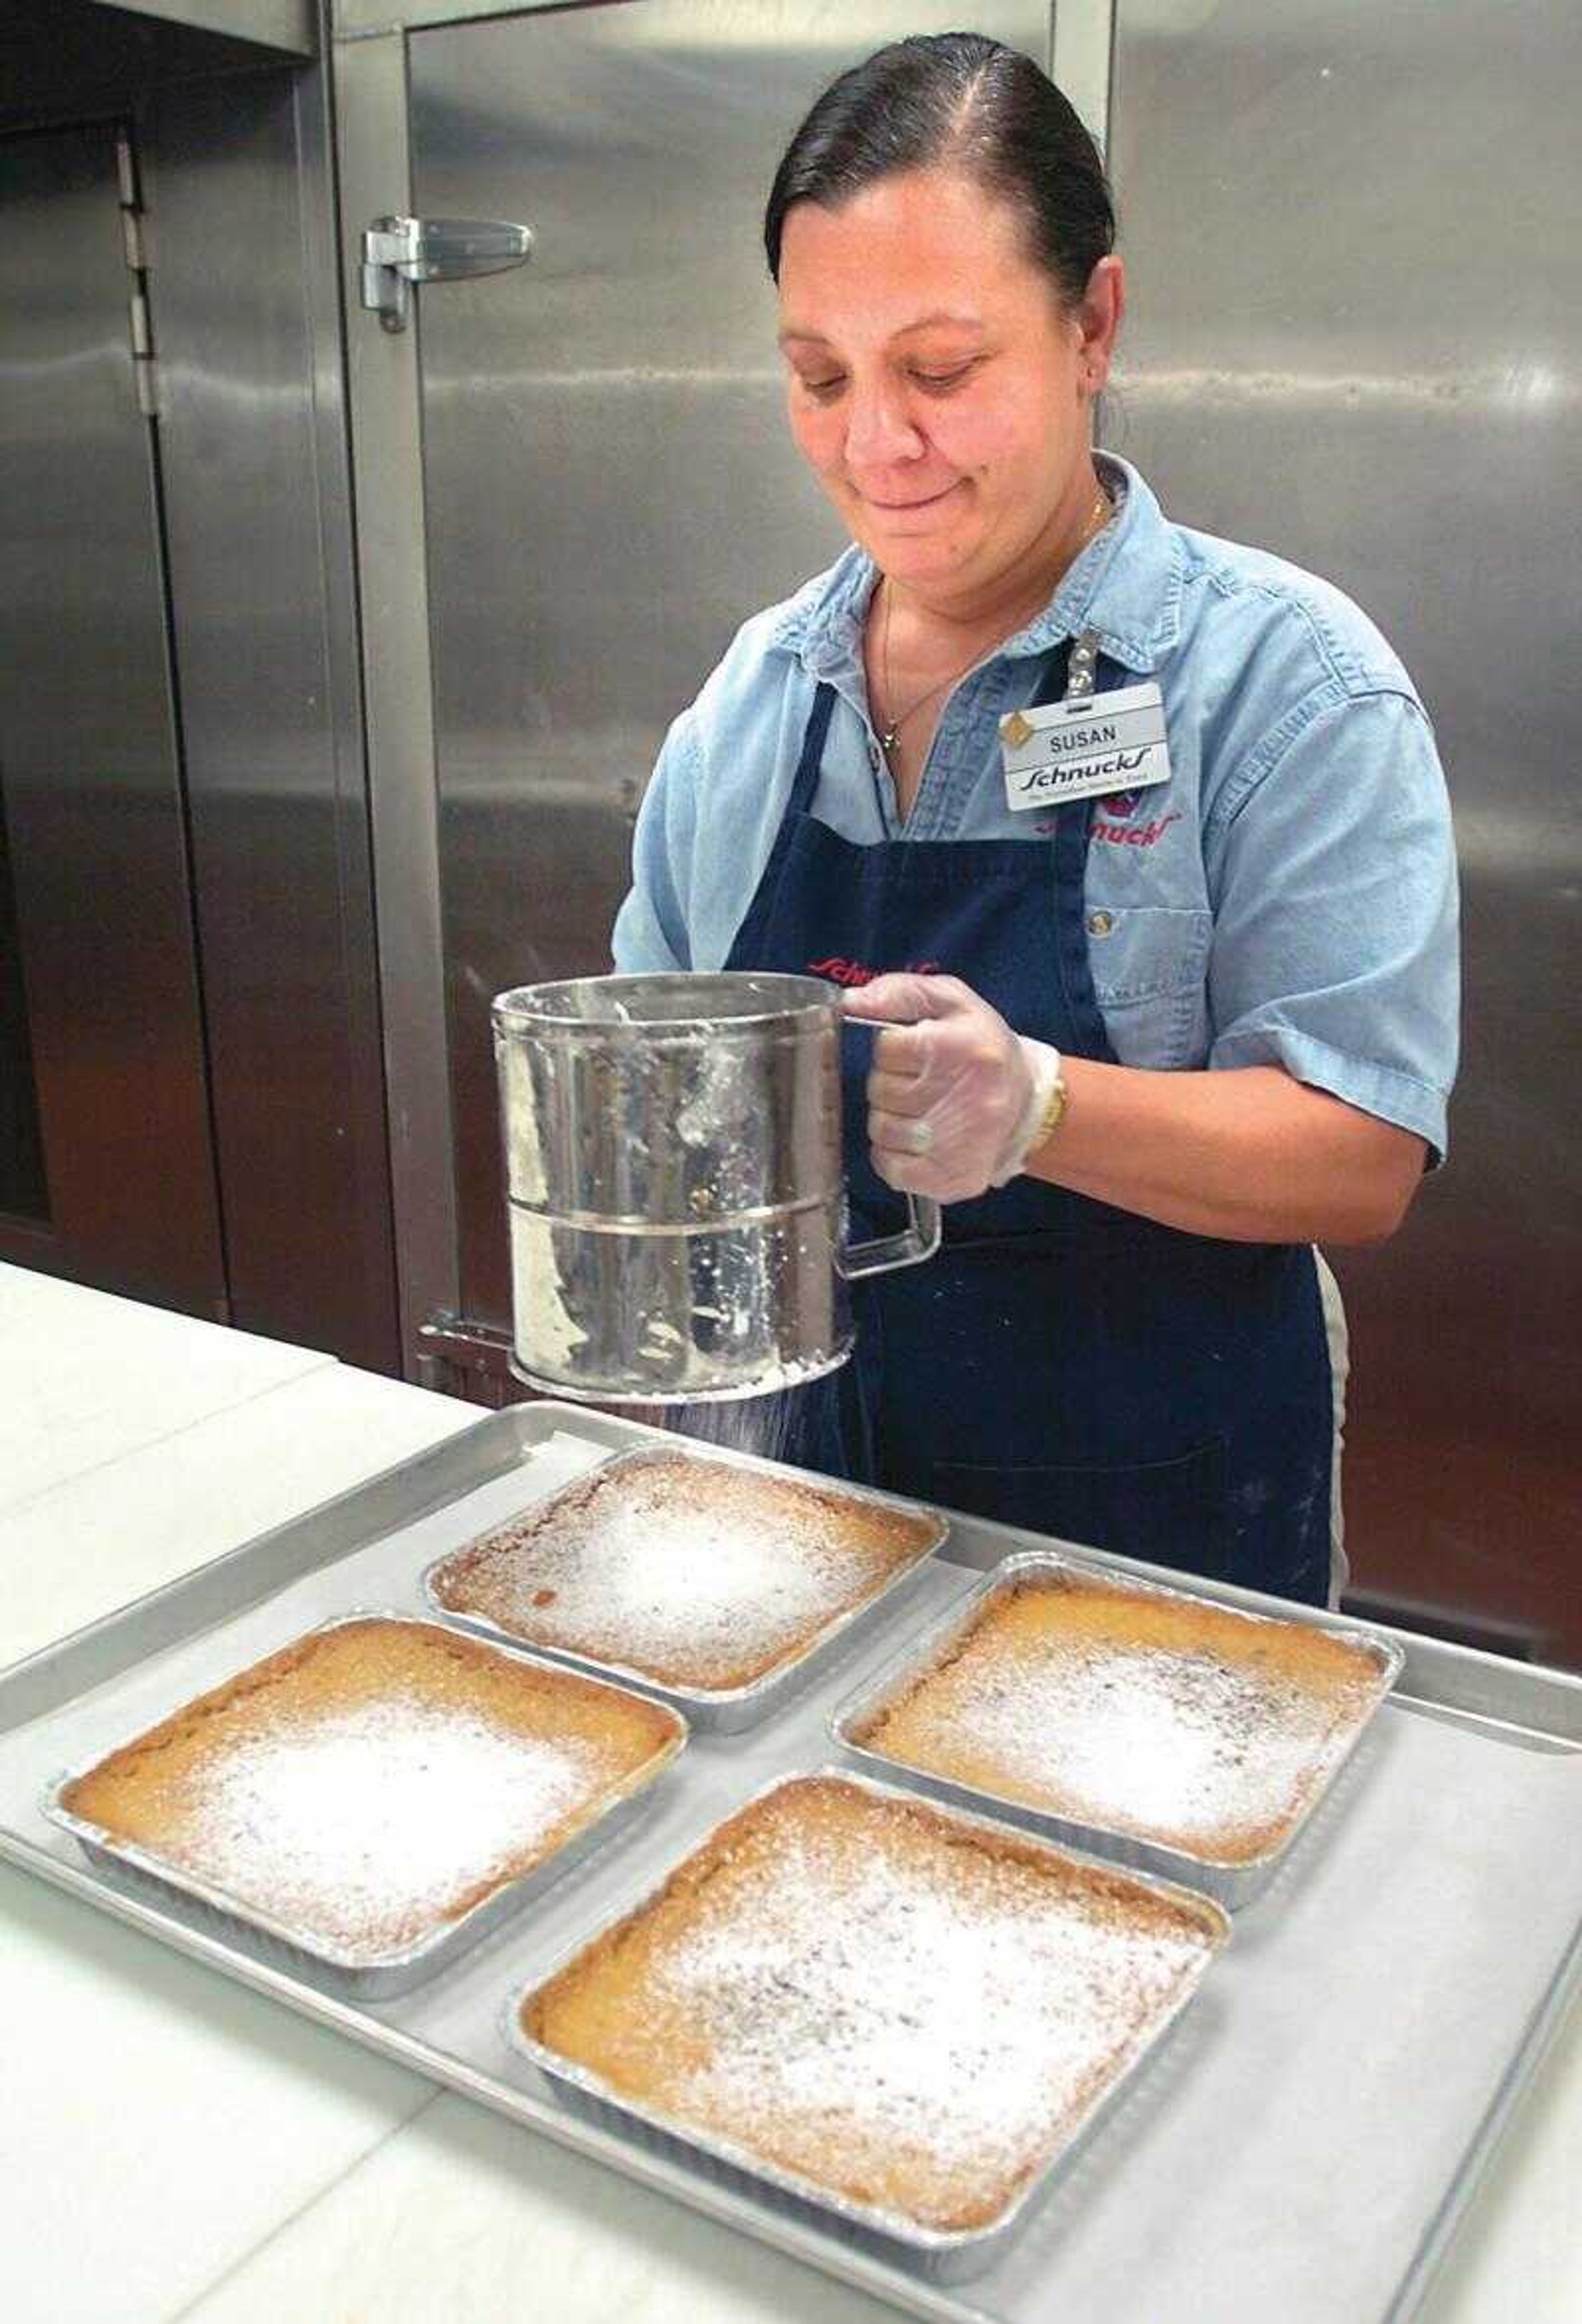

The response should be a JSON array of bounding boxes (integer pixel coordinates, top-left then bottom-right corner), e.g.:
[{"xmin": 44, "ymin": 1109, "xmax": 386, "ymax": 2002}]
[
  {"xmin": 0, "ymin": 122, "xmax": 227, "ymax": 1314},
  {"xmin": 1109, "ymin": 0, "xmax": 1582, "ymax": 1659},
  {"xmin": 403, "ymin": 0, "xmax": 1045, "ymax": 1339}
]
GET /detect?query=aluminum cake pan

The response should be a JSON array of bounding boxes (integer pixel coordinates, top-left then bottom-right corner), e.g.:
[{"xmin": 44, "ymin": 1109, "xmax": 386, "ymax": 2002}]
[
  {"xmin": 422, "ymin": 1441, "xmax": 948, "ymax": 1733},
  {"xmin": 44, "ymin": 1608, "xmax": 687, "ymax": 2000},
  {"xmin": 831, "ymin": 1551, "xmax": 1404, "ymax": 1909},
  {"xmin": 507, "ymin": 1764, "xmax": 1229, "ymax": 2284}
]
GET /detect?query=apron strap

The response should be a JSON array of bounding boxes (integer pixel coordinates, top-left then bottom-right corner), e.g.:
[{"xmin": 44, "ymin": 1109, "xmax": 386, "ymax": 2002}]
[
  {"xmin": 787, "ymin": 682, "xmax": 838, "ymax": 818},
  {"xmin": 1051, "ymin": 795, "xmax": 1118, "ymax": 1064},
  {"xmin": 1022, "ymin": 631, "xmax": 1123, "ymax": 1066}
]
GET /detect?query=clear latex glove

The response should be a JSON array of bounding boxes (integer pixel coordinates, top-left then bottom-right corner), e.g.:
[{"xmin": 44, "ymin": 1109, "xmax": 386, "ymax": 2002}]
[{"xmin": 843, "ymin": 974, "xmax": 1061, "ymax": 1202}]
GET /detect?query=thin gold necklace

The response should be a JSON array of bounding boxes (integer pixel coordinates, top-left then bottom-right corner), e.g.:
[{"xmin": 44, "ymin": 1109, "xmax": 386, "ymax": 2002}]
[{"xmin": 875, "ymin": 487, "xmax": 1111, "ymax": 756}]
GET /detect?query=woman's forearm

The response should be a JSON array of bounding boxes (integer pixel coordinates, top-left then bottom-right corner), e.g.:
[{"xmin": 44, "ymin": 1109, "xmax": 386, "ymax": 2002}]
[{"xmin": 1027, "ymin": 1059, "xmax": 1427, "ymax": 1244}]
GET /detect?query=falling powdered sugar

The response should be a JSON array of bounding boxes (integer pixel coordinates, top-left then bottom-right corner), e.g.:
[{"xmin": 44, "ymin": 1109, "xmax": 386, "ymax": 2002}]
[{"xmin": 435, "ymin": 1452, "xmax": 937, "ymax": 1691}]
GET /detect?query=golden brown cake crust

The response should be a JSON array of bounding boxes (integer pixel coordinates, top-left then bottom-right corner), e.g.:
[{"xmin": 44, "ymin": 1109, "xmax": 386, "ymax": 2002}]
[
  {"xmin": 522, "ymin": 1773, "xmax": 1220, "ymax": 2235},
  {"xmin": 430, "ymin": 1450, "xmax": 939, "ymax": 1692},
  {"xmin": 852, "ymin": 1568, "xmax": 1387, "ymax": 1865},
  {"xmin": 60, "ymin": 1617, "xmax": 678, "ymax": 1961}
]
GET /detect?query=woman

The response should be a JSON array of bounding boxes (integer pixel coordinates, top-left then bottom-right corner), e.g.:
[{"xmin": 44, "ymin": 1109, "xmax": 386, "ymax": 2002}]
[{"xmin": 613, "ymin": 34, "xmax": 1458, "ymax": 1607}]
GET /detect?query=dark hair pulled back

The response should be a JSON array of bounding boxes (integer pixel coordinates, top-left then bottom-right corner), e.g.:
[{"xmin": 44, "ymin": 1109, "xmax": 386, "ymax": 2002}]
[{"xmin": 764, "ymin": 33, "xmax": 1113, "ymax": 306}]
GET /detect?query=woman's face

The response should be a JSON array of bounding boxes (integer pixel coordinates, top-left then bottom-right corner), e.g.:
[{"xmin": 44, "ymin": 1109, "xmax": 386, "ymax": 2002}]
[{"xmin": 776, "ymin": 169, "xmax": 1119, "ymax": 600}]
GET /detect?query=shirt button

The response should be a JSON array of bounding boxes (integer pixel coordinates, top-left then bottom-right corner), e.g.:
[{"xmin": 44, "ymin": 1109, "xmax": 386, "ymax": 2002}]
[
  {"xmin": 1087, "ymin": 909, "xmax": 1115, "ymax": 936},
  {"xmin": 867, "ymin": 741, "xmax": 882, "ymax": 771}
]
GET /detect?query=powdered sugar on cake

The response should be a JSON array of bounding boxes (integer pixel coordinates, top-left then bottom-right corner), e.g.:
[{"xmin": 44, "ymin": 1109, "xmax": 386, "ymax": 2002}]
[
  {"xmin": 865, "ymin": 1579, "xmax": 1378, "ymax": 1860},
  {"xmin": 468, "ymin": 1506, "xmax": 858, "ymax": 1678},
  {"xmin": 938, "ymin": 1638, "xmax": 1345, "ymax": 1850},
  {"xmin": 64, "ymin": 1621, "xmax": 676, "ymax": 1963},
  {"xmin": 440, "ymin": 1455, "xmax": 929, "ymax": 1689},
  {"xmin": 629, "ymin": 1787, "xmax": 1212, "ymax": 2226},
  {"xmin": 169, "ymin": 1693, "xmax": 604, "ymax": 1954}
]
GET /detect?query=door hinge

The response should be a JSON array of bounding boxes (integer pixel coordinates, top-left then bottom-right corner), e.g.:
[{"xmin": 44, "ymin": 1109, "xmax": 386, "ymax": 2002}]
[
  {"xmin": 115, "ymin": 128, "xmax": 138, "ymax": 209},
  {"xmin": 360, "ymin": 214, "xmax": 533, "ymax": 335},
  {"xmin": 115, "ymin": 128, "xmax": 159, "ymax": 417},
  {"xmin": 416, "ymin": 1312, "xmax": 525, "ymax": 1407},
  {"xmin": 418, "ymin": 1311, "xmax": 516, "ymax": 1375}
]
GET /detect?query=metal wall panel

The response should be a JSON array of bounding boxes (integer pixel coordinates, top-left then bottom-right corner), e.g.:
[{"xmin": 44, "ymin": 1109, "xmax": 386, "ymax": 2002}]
[
  {"xmin": 406, "ymin": 0, "xmax": 1049, "ymax": 1336},
  {"xmin": 146, "ymin": 66, "xmax": 400, "ymax": 1371},
  {"xmin": 0, "ymin": 120, "xmax": 228, "ymax": 1312},
  {"xmin": 0, "ymin": 2, "xmax": 310, "ymax": 132},
  {"xmin": 1109, "ymin": 0, "xmax": 1581, "ymax": 1658},
  {"xmin": 0, "ymin": 764, "xmax": 49, "ymax": 1220},
  {"xmin": 98, "ymin": 1, "xmax": 315, "ymax": 52}
]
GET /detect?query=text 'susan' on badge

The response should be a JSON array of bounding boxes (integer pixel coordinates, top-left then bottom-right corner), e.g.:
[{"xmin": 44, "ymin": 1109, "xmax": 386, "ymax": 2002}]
[{"xmin": 999, "ymin": 682, "xmax": 1171, "ymax": 813}]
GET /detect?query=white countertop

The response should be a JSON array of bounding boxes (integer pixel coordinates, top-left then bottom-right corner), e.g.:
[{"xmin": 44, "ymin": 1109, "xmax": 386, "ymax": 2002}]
[{"xmin": 2, "ymin": 1259, "xmax": 1578, "ymax": 2323}]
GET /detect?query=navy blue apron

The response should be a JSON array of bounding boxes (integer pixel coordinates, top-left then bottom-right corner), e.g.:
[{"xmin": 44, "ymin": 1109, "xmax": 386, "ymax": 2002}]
[{"xmin": 723, "ymin": 641, "xmax": 1333, "ymax": 1605}]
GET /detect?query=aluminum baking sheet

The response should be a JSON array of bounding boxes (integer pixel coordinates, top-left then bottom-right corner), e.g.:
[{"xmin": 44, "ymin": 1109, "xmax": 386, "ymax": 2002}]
[
  {"xmin": 508, "ymin": 1764, "xmax": 1229, "ymax": 2282},
  {"xmin": 421, "ymin": 1442, "xmax": 948, "ymax": 1732},
  {"xmin": 4, "ymin": 1400, "xmax": 1582, "ymax": 2324},
  {"xmin": 832, "ymin": 1551, "xmax": 1403, "ymax": 1909},
  {"xmin": 42, "ymin": 1609, "xmax": 687, "ymax": 2000}
]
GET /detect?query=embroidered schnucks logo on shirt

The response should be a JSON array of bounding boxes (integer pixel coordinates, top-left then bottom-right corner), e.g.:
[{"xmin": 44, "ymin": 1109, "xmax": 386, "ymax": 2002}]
[
  {"xmin": 1092, "ymin": 805, "xmax": 1181, "ymax": 848},
  {"xmin": 1032, "ymin": 794, "xmax": 1181, "ymax": 846}
]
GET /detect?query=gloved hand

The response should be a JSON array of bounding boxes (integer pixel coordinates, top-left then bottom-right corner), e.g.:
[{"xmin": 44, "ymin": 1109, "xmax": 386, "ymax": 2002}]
[{"xmin": 842, "ymin": 975, "xmax": 1062, "ymax": 1202}]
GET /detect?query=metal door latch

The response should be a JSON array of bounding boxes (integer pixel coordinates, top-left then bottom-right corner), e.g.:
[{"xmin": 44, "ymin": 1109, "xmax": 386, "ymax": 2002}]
[{"xmin": 360, "ymin": 215, "xmax": 533, "ymax": 333}]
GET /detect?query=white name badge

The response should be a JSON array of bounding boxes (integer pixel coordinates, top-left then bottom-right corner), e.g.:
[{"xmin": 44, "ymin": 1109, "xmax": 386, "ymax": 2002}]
[{"xmin": 999, "ymin": 681, "xmax": 1171, "ymax": 812}]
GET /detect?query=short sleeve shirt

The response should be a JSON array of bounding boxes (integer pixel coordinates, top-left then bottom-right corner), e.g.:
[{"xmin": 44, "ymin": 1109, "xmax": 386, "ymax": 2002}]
[{"xmin": 612, "ymin": 454, "xmax": 1460, "ymax": 1159}]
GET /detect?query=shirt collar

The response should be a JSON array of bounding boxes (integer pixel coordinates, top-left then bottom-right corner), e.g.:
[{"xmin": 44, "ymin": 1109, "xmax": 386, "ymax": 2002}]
[{"xmin": 769, "ymin": 454, "xmax": 1185, "ymax": 680}]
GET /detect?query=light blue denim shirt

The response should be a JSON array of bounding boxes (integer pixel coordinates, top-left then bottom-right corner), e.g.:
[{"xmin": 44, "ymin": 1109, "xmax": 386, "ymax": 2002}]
[{"xmin": 613, "ymin": 454, "xmax": 1459, "ymax": 1158}]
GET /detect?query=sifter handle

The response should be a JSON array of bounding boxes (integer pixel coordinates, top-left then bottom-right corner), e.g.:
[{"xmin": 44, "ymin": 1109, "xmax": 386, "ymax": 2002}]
[
  {"xmin": 836, "ymin": 1010, "xmax": 943, "ymax": 1279},
  {"xmin": 840, "ymin": 1194, "xmax": 942, "ymax": 1278}
]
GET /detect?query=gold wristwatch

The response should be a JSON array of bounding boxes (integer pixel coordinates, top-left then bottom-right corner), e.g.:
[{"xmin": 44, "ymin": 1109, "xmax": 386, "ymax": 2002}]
[{"xmin": 1030, "ymin": 1050, "xmax": 1069, "ymax": 1154}]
